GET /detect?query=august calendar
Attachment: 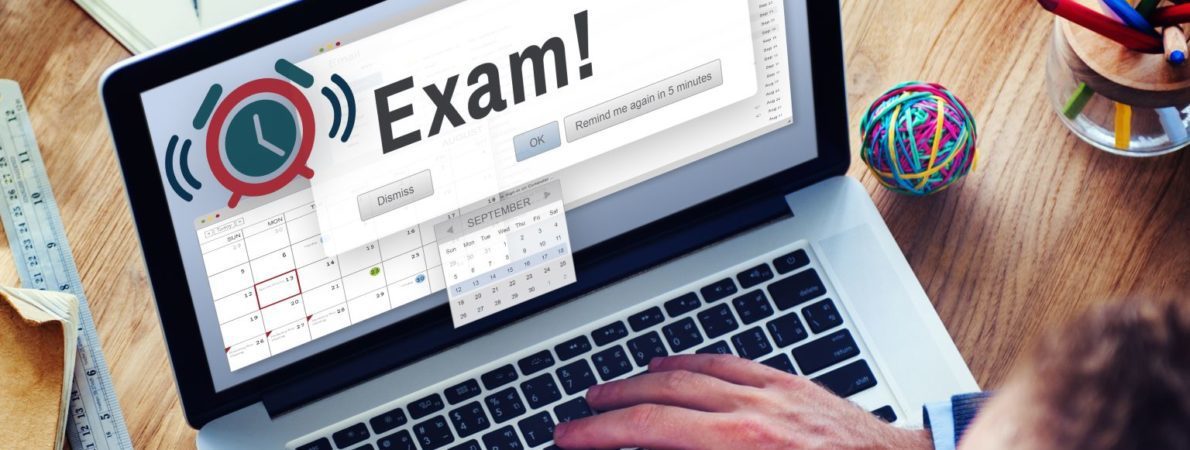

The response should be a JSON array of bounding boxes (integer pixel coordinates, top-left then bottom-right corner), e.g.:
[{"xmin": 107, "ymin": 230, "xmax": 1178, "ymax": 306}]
[
  {"xmin": 197, "ymin": 188, "xmax": 446, "ymax": 371},
  {"xmin": 435, "ymin": 181, "xmax": 576, "ymax": 327}
]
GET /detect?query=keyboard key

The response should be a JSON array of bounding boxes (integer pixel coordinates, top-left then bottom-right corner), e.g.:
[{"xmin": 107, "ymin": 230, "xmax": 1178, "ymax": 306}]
[
  {"xmin": 296, "ymin": 438, "xmax": 332, "ymax": 450},
  {"xmin": 446, "ymin": 379, "xmax": 483, "ymax": 405},
  {"xmin": 663, "ymin": 292, "xmax": 701, "ymax": 317},
  {"xmin": 376, "ymin": 430, "xmax": 416, "ymax": 450},
  {"xmin": 521, "ymin": 374, "xmax": 562, "ymax": 409},
  {"xmin": 662, "ymin": 318, "xmax": 705, "ymax": 353},
  {"xmin": 731, "ymin": 290, "xmax": 774, "ymax": 324},
  {"xmin": 591, "ymin": 345, "xmax": 634, "ymax": 381},
  {"xmin": 627, "ymin": 331, "xmax": 669, "ymax": 367},
  {"xmin": 767, "ymin": 269, "xmax": 826, "ymax": 310},
  {"xmin": 449, "ymin": 402, "xmax": 491, "ymax": 438},
  {"xmin": 409, "ymin": 393, "xmax": 445, "ymax": 420},
  {"xmin": 731, "ymin": 327, "xmax": 774, "ymax": 360},
  {"xmin": 484, "ymin": 388, "xmax": 527, "ymax": 424},
  {"xmin": 481, "ymin": 426, "xmax": 524, "ymax": 450},
  {"xmin": 813, "ymin": 360, "xmax": 877, "ymax": 397},
  {"xmin": 518, "ymin": 411, "xmax": 556, "ymax": 447},
  {"xmin": 591, "ymin": 321, "xmax": 629, "ymax": 346},
  {"xmin": 413, "ymin": 416, "xmax": 455, "ymax": 450},
  {"xmin": 766, "ymin": 312, "xmax": 809, "ymax": 347},
  {"xmin": 370, "ymin": 407, "xmax": 408, "ymax": 435},
  {"xmin": 792, "ymin": 329, "xmax": 860, "ymax": 375},
  {"xmin": 356, "ymin": 445, "xmax": 376, "ymax": 450},
  {"xmin": 700, "ymin": 278, "xmax": 738, "ymax": 302},
  {"xmin": 737, "ymin": 263, "xmax": 775, "ymax": 289},
  {"xmin": 556, "ymin": 359, "xmax": 598, "ymax": 395},
  {"xmin": 517, "ymin": 350, "xmax": 555, "ymax": 375},
  {"xmin": 628, "ymin": 306, "xmax": 666, "ymax": 331},
  {"xmin": 697, "ymin": 304, "xmax": 739, "ymax": 339},
  {"xmin": 696, "ymin": 340, "xmax": 733, "ymax": 355},
  {"xmin": 773, "ymin": 249, "xmax": 810, "ymax": 274},
  {"xmin": 450, "ymin": 441, "xmax": 482, "ymax": 450},
  {"xmin": 802, "ymin": 299, "xmax": 843, "ymax": 333},
  {"xmin": 760, "ymin": 354, "xmax": 798, "ymax": 375},
  {"xmin": 332, "ymin": 423, "xmax": 370, "ymax": 448},
  {"xmin": 482, "ymin": 426, "xmax": 524, "ymax": 450},
  {"xmin": 553, "ymin": 397, "xmax": 595, "ymax": 423},
  {"xmin": 481, "ymin": 365, "xmax": 519, "ymax": 390},
  {"xmin": 871, "ymin": 405, "xmax": 898, "ymax": 423},
  {"xmin": 554, "ymin": 336, "xmax": 592, "ymax": 361}
]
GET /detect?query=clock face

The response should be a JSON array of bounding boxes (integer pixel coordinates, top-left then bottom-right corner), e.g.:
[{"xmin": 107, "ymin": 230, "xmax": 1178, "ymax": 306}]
[
  {"xmin": 204, "ymin": 78, "xmax": 317, "ymax": 209},
  {"xmin": 223, "ymin": 98, "xmax": 300, "ymax": 179}
]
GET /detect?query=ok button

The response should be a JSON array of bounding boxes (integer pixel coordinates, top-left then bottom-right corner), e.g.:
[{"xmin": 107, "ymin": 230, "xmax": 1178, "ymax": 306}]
[{"xmin": 513, "ymin": 121, "xmax": 561, "ymax": 162}]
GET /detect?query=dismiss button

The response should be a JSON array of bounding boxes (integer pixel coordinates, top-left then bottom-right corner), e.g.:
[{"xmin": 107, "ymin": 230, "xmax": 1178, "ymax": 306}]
[{"xmin": 357, "ymin": 170, "xmax": 434, "ymax": 221}]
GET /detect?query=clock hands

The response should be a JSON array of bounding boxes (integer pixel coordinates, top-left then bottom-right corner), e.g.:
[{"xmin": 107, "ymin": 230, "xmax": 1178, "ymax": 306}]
[{"xmin": 253, "ymin": 114, "xmax": 288, "ymax": 157}]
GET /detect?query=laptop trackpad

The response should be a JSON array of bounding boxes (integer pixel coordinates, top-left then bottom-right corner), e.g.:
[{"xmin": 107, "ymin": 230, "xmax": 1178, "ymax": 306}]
[{"xmin": 818, "ymin": 224, "xmax": 976, "ymax": 422}]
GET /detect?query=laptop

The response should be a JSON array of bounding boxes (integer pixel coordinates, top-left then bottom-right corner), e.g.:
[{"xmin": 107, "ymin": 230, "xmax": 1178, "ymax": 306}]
[{"xmin": 99, "ymin": 0, "xmax": 978, "ymax": 448}]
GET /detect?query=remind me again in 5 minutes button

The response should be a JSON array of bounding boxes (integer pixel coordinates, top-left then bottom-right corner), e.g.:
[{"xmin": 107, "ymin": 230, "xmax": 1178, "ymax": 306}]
[
  {"xmin": 357, "ymin": 170, "xmax": 434, "ymax": 221},
  {"xmin": 564, "ymin": 60, "xmax": 724, "ymax": 142}
]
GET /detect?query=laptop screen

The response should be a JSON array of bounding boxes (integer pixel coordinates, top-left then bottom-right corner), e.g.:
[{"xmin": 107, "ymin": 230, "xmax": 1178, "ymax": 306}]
[{"xmin": 137, "ymin": 0, "xmax": 820, "ymax": 391}]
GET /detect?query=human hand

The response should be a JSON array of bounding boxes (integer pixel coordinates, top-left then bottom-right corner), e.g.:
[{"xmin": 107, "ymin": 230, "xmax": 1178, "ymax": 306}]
[{"xmin": 552, "ymin": 354, "xmax": 931, "ymax": 450}]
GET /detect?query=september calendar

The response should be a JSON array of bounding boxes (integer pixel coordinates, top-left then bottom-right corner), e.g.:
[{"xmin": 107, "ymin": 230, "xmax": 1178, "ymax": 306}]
[{"xmin": 435, "ymin": 181, "xmax": 575, "ymax": 327}]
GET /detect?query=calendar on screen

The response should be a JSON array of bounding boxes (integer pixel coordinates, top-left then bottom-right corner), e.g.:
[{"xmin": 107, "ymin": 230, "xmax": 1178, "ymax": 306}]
[{"xmin": 435, "ymin": 180, "xmax": 575, "ymax": 327}]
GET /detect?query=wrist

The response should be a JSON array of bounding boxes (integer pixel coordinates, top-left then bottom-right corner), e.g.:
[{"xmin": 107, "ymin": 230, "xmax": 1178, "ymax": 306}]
[{"xmin": 888, "ymin": 428, "xmax": 934, "ymax": 450}]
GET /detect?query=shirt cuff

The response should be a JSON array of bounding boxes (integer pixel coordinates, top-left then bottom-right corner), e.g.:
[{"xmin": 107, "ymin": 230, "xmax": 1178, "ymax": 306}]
[{"xmin": 922, "ymin": 400, "xmax": 956, "ymax": 450}]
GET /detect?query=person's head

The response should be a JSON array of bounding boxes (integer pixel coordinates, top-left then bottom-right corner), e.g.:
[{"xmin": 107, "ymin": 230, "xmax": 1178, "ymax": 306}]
[{"xmin": 961, "ymin": 297, "xmax": 1190, "ymax": 450}]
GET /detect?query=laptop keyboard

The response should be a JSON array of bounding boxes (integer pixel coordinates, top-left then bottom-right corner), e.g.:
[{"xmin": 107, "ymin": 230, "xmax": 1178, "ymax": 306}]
[{"xmin": 294, "ymin": 245, "xmax": 895, "ymax": 450}]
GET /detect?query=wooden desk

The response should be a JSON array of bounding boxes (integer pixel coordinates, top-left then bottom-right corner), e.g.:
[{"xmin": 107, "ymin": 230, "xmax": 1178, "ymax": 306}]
[{"xmin": 1, "ymin": 0, "xmax": 1186, "ymax": 447}]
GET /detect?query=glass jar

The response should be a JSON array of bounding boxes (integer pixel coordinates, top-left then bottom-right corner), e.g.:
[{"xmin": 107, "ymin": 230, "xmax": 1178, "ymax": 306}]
[{"xmin": 1047, "ymin": 18, "xmax": 1190, "ymax": 157}]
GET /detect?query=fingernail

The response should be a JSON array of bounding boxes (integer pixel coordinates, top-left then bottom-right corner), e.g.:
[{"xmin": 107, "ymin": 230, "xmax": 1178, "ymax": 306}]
[
  {"xmin": 586, "ymin": 384, "xmax": 602, "ymax": 399},
  {"xmin": 649, "ymin": 356, "xmax": 664, "ymax": 369}
]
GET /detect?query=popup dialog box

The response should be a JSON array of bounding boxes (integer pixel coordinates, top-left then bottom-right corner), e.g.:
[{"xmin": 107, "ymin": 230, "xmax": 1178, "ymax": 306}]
[{"xmin": 301, "ymin": 0, "xmax": 758, "ymax": 255}]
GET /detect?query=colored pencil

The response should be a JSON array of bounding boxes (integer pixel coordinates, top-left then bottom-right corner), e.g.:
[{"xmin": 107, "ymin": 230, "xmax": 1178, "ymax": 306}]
[
  {"xmin": 1101, "ymin": 0, "xmax": 1159, "ymax": 34},
  {"xmin": 1135, "ymin": 0, "xmax": 1162, "ymax": 17},
  {"xmin": 1063, "ymin": 83, "xmax": 1096, "ymax": 119},
  {"xmin": 1037, "ymin": 0, "xmax": 1164, "ymax": 52},
  {"xmin": 1164, "ymin": 25, "xmax": 1188, "ymax": 64},
  {"xmin": 1156, "ymin": 108, "xmax": 1189, "ymax": 144},
  {"xmin": 1114, "ymin": 103, "xmax": 1132, "ymax": 150},
  {"xmin": 1149, "ymin": 4, "xmax": 1190, "ymax": 26},
  {"xmin": 1098, "ymin": 0, "xmax": 1125, "ymax": 21}
]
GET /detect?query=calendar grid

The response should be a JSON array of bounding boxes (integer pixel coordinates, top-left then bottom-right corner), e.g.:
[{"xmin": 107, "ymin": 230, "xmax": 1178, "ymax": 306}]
[
  {"xmin": 197, "ymin": 189, "xmax": 449, "ymax": 371},
  {"xmin": 436, "ymin": 181, "xmax": 576, "ymax": 327},
  {"xmin": 279, "ymin": 210, "xmax": 313, "ymax": 358}
]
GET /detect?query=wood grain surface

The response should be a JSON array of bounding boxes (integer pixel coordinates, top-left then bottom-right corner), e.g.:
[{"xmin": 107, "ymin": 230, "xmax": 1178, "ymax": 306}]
[{"xmin": 1, "ymin": 0, "xmax": 1186, "ymax": 447}]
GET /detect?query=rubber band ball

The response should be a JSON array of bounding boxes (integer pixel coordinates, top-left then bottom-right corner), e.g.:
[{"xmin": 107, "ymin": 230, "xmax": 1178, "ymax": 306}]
[{"xmin": 859, "ymin": 82, "xmax": 979, "ymax": 196}]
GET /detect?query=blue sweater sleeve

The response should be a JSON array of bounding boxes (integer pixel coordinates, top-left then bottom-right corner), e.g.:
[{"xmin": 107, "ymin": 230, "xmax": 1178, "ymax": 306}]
[{"xmin": 922, "ymin": 392, "xmax": 993, "ymax": 449}]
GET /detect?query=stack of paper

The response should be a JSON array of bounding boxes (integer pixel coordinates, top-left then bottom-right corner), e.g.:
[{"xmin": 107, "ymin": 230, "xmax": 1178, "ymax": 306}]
[
  {"xmin": 0, "ymin": 287, "xmax": 80, "ymax": 450},
  {"xmin": 73, "ymin": 0, "xmax": 290, "ymax": 54}
]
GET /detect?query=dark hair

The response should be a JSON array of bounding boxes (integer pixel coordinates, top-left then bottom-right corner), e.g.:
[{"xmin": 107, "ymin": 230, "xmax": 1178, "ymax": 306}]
[{"xmin": 1028, "ymin": 297, "xmax": 1190, "ymax": 450}]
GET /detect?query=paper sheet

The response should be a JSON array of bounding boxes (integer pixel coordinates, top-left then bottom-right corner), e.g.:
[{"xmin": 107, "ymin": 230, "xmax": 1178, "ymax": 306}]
[{"xmin": 73, "ymin": 0, "xmax": 292, "ymax": 54}]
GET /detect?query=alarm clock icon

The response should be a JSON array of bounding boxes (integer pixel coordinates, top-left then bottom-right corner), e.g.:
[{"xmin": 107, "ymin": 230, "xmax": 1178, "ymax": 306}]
[
  {"xmin": 205, "ymin": 78, "xmax": 316, "ymax": 208},
  {"xmin": 165, "ymin": 59, "xmax": 353, "ymax": 207}
]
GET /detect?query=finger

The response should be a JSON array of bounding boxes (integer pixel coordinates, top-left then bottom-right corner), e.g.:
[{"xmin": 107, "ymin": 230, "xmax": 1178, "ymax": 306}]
[
  {"xmin": 648, "ymin": 354, "xmax": 790, "ymax": 388},
  {"xmin": 553, "ymin": 404, "xmax": 728, "ymax": 450},
  {"xmin": 585, "ymin": 370, "xmax": 756, "ymax": 412}
]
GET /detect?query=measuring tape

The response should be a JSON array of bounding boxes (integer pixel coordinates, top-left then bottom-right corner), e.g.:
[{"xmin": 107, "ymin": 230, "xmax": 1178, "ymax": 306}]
[{"xmin": 0, "ymin": 80, "xmax": 133, "ymax": 450}]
